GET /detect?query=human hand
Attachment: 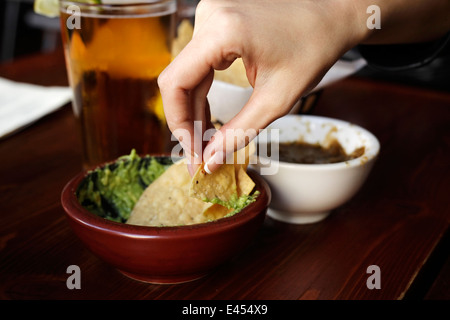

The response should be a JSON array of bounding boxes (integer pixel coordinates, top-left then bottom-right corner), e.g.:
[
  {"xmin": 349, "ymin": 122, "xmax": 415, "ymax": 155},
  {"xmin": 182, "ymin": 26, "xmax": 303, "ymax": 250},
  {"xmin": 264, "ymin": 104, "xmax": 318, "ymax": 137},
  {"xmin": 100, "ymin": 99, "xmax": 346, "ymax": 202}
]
[{"xmin": 158, "ymin": 0, "xmax": 366, "ymax": 175}]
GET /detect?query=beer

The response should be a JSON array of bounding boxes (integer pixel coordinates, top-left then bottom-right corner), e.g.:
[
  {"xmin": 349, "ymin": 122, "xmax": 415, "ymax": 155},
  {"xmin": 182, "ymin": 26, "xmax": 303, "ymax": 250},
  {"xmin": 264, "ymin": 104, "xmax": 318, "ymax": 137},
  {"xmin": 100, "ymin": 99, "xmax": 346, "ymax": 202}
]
[{"xmin": 60, "ymin": 1, "xmax": 176, "ymax": 169}]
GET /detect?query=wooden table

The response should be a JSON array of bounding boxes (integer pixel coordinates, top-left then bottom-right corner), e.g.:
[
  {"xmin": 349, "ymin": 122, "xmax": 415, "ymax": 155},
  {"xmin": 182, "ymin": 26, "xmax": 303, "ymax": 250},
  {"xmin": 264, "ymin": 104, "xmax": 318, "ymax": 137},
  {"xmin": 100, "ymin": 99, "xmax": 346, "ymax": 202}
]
[{"xmin": 0, "ymin": 49, "xmax": 449, "ymax": 301}]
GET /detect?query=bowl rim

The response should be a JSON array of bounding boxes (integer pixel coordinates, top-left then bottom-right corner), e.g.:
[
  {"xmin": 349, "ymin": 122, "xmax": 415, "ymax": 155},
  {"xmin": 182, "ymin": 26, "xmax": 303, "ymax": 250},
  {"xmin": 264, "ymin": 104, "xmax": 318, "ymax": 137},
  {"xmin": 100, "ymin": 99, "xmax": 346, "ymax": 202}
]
[
  {"xmin": 61, "ymin": 158, "xmax": 271, "ymax": 237},
  {"xmin": 253, "ymin": 114, "xmax": 380, "ymax": 170}
]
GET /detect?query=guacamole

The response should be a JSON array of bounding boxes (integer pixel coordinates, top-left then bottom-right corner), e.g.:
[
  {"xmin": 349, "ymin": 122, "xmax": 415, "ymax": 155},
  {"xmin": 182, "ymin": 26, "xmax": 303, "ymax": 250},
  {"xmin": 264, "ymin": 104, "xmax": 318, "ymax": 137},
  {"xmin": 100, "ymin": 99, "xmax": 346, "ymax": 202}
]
[
  {"xmin": 77, "ymin": 150, "xmax": 173, "ymax": 222},
  {"xmin": 206, "ymin": 191, "xmax": 260, "ymax": 217}
]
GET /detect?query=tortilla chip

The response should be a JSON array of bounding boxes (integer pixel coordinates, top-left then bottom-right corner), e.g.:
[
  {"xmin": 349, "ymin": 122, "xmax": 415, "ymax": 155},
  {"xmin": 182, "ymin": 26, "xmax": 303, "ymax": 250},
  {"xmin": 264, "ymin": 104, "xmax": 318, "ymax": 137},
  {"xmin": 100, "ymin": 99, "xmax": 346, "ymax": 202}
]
[
  {"xmin": 172, "ymin": 19, "xmax": 194, "ymax": 57},
  {"xmin": 214, "ymin": 58, "xmax": 250, "ymax": 87},
  {"xmin": 234, "ymin": 140, "xmax": 255, "ymax": 171},
  {"xmin": 203, "ymin": 204, "xmax": 234, "ymax": 221},
  {"xmin": 236, "ymin": 166, "xmax": 255, "ymax": 196},
  {"xmin": 199, "ymin": 167, "xmax": 255, "ymax": 220},
  {"xmin": 127, "ymin": 159, "xmax": 213, "ymax": 227},
  {"xmin": 189, "ymin": 163, "xmax": 237, "ymax": 202}
]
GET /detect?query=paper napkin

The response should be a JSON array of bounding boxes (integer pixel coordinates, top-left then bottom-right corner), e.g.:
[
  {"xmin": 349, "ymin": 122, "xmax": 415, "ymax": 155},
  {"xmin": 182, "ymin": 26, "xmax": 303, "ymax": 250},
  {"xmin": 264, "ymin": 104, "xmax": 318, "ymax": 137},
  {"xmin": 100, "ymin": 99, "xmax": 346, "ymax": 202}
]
[{"xmin": 0, "ymin": 77, "xmax": 72, "ymax": 139}]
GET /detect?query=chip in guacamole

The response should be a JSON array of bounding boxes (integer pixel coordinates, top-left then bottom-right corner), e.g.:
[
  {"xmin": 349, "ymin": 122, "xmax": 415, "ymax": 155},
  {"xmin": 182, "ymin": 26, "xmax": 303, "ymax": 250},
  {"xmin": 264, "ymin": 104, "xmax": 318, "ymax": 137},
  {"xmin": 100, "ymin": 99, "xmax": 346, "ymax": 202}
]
[
  {"xmin": 127, "ymin": 158, "xmax": 258, "ymax": 227},
  {"xmin": 77, "ymin": 149, "xmax": 258, "ymax": 227},
  {"xmin": 127, "ymin": 158, "xmax": 213, "ymax": 226}
]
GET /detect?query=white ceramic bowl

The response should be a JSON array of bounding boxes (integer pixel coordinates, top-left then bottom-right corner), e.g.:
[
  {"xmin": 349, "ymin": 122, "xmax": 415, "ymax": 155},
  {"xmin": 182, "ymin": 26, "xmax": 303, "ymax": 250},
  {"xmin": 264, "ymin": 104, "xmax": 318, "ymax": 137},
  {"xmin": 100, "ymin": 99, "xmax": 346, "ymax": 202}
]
[{"xmin": 250, "ymin": 115, "xmax": 380, "ymax": 224}]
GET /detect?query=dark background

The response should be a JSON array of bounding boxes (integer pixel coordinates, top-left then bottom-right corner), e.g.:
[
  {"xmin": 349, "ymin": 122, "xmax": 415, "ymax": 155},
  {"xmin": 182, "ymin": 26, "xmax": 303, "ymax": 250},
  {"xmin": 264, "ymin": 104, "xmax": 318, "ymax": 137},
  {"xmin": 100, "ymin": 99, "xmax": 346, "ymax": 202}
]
[{"xmin": 1, "ymin": 0, "xmax": 60, "ymax": 62}]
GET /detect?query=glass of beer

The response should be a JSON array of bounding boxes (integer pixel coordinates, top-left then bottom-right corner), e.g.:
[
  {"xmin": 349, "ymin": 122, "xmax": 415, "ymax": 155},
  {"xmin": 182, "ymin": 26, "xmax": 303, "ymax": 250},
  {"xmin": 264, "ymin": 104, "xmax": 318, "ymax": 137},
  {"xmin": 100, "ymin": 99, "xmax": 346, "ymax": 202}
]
[{"xmin": 59, "ymin": 0, "xmax": 177, "ymax": 169}]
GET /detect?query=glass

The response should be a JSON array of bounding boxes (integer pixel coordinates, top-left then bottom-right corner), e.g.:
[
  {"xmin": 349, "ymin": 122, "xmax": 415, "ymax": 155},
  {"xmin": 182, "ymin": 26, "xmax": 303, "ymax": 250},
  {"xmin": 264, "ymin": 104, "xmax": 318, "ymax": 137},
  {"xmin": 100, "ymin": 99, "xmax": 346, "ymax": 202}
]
[{"xmin": 59, "ymin": 0, "xmax": 177, "ymax": 169}]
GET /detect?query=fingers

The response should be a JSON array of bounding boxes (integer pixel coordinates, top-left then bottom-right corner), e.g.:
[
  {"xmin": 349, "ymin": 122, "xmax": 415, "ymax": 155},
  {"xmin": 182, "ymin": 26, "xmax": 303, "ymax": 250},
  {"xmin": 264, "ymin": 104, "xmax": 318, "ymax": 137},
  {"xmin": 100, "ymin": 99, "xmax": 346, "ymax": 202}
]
[
  {"xmin": 203, "ymin": 75, "xmax": 301, "ymax": 174},
  {"xmin": 158, "ymin": 38, "xmax": 212, "ymax": 163},
  {"xmin": 159, "ymin": 8, "xmax": 243, "ymax": 175}
]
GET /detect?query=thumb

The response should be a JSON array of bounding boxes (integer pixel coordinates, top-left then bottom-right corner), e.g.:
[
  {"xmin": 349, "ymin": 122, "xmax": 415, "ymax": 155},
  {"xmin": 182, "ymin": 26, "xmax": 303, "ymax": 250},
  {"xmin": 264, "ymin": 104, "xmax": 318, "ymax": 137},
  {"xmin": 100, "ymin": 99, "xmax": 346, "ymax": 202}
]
[{"xmin": 203, "ymin": 82, "xmax": 298, "ymax": 174}]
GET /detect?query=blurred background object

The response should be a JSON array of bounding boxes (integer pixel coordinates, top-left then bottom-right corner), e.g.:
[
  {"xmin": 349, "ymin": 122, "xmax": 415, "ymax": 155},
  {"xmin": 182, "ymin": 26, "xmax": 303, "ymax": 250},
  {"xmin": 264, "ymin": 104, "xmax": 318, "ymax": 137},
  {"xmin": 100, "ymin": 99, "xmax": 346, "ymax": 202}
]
[
  {"xmin": 356, "ymin": 38, "xmax": 450, "ymax": 92},
  {"xmin": 1, "ymin": 0, "xmax": 60, "ymax": 62}
]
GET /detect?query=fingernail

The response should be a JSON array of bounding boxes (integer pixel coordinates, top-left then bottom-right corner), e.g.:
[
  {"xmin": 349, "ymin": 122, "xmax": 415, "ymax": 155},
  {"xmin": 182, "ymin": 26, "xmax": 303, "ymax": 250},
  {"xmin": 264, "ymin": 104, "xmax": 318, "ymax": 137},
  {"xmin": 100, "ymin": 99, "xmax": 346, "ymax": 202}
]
[
  {"xmin": 203, "ymin": 151, "xmax": 223, "ymax": 174},
  {"xmin": 204, "ymin": 161, "xmax": 212, "ymax": 175}
]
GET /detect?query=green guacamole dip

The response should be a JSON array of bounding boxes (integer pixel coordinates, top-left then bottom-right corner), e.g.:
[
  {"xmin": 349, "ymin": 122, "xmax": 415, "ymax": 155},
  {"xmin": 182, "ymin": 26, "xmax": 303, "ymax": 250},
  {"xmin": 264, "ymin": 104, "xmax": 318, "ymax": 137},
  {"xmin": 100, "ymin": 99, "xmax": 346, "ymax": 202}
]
[
  {"xmin": 205, "ymin": 191, "xmax": 260, "ymax": 217},
  {"xmin": 77, "ymin": 150, "xmax": 173, "ymax": 222}
]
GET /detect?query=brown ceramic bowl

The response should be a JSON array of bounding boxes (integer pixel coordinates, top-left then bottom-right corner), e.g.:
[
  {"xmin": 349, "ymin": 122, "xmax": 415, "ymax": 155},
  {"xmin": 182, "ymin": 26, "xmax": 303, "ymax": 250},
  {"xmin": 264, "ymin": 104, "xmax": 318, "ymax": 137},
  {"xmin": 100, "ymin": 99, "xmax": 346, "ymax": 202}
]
[{"xmin": 61, "ymin": 156, "xmax": 271, "ymax": 284}]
